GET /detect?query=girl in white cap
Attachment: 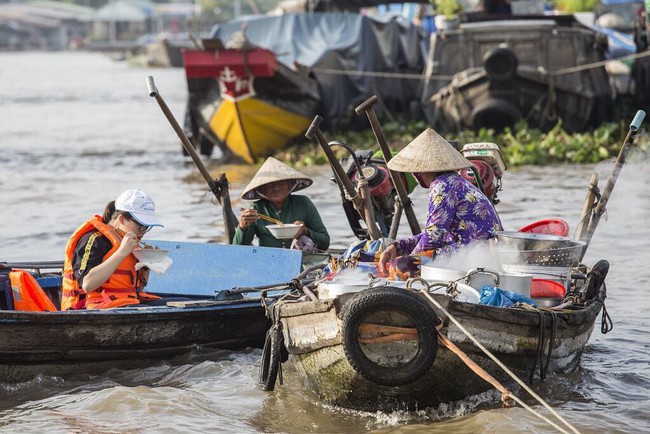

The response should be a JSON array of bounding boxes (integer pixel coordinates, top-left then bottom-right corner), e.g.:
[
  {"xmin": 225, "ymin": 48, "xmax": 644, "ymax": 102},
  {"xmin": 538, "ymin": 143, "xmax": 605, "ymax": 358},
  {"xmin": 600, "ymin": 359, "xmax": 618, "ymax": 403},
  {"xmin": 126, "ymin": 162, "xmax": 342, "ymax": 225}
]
[
  {"xmin": 61, "ymin": 189, "xmax": 164, "ymax": 310},
  {"xmin": 234, "ymin": 157, "xmax": 330, "ymax": 251}
]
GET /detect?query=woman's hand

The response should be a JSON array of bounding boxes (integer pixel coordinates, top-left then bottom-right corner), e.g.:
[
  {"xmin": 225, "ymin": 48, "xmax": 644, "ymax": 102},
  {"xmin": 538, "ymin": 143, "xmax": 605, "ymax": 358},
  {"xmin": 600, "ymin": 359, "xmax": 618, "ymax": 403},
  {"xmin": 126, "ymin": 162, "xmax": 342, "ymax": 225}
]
[
  {"xmin": 378, "ymin": 243, "xmax": 398, "ymax": 273},
  {"xmin": 116, "ymin": 231, "xmax": 138, "ymax": 258},
  {"xmin": 293, "ymin": 220, "xmax": 307, "ymax": 238},
  {"xmin": 240, "ymin": 209, "xmax": 259, "ymax": 229}
]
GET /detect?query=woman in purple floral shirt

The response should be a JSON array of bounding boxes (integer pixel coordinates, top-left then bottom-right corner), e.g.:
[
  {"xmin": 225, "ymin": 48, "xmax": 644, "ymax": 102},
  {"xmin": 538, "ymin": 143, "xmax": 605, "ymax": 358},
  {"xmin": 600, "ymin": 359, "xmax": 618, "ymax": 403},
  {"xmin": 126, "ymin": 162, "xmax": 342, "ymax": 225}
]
[{"xmin": 378, "ymin": 128, "xmax": 502, "ymax": 275}]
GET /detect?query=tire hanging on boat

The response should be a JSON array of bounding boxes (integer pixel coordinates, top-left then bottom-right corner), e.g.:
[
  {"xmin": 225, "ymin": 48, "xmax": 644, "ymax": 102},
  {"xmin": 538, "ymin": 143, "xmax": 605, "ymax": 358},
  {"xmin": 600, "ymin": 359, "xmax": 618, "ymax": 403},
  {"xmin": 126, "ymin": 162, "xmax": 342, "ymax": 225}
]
[
  {"xmin": 259, "ymin": 323, "xmax": 283, "ymax": 391},
  {"xmin": 340, "ymin": 286, "xmax": 441, "ymax": 387}
]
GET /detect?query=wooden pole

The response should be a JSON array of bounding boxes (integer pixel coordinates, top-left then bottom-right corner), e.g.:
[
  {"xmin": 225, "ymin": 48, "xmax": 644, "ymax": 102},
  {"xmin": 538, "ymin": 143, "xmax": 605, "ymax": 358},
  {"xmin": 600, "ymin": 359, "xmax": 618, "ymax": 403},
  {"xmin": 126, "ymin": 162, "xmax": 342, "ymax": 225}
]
[
  {"xmin": 583, "ymin": 110, "xmax": 645, "ymax": 249},
  {"xmin": 306, "ymin": 116, "xmax": 382, "ymax": 240},
  {"xmin": 355, "ymin": 95, "xmax": 421, "ymax": 236},
  {"xmin": 576, "ymin": 173, "xmax": 599, "ymax": 242},
  {"xmin": 146, "ymin": 76, "xmax": 238, "ymax": 243}
]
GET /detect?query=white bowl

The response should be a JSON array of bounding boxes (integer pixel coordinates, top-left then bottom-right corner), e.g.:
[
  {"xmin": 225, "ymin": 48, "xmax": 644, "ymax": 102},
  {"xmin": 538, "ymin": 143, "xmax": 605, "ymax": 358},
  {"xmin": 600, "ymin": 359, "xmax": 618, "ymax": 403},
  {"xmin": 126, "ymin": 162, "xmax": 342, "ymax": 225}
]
[
  {"xmin": 266, "ymin": 224, "xmax": 302, "ymax": 240},
  {"xmin": 132, "ymin": 248, "xmax": 169, "ymax": 262}
]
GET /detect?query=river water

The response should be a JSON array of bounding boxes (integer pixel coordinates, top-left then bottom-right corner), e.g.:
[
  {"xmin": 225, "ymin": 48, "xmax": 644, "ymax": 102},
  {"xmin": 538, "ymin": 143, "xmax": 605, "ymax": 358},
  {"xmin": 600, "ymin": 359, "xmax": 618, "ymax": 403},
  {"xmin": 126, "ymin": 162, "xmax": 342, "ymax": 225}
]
[{"xmin": 0, "ymin": 52, "xmax": 648, "ymax": 433}]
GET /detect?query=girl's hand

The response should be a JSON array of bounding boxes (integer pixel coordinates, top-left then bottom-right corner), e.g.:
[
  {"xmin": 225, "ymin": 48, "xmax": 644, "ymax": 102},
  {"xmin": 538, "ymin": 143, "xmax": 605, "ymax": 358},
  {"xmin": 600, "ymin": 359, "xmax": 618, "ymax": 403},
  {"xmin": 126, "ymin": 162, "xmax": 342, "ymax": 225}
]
[{"xmin": 117, "ymin": 231, "xmax": 138, "ymax": 257}]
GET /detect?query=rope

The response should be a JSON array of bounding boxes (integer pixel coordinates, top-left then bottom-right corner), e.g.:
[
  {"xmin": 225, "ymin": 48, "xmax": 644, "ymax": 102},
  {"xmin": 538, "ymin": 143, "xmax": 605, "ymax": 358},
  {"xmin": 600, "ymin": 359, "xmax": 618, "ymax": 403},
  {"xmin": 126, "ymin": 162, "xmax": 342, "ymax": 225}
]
[
  {"xmin": 407, "ymin": 278, "xmax": 581, "ymax": 434},
  {"xmin": 305, "ymin": 50, "xmax": 650, "ymax": 83},
  {"xmin": 543, "ymin": 311, "xmax": 558, "ymax": 380},
  {"xmin": 552, "ymin": 49, "xmax": 650, "ymax": 77},
  {"xmin": 530, "ymin": 309, "xmax": 545, "ymax": 384},
  {"xmin": 597, "ymin": 282, "xmax": 613, "ymax": 334},
  {"xmin": 310, "ymin": 67, "xmax": 451, "ymax": 81}
]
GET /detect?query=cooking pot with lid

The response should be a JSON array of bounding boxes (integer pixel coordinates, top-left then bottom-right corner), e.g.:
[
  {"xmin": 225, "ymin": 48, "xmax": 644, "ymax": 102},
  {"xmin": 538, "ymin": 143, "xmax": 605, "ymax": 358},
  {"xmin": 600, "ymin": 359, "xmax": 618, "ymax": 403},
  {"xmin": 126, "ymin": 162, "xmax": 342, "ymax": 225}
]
[{"xmin": 421, "ymin": 265, "xmax": 532, "ymax": 298}]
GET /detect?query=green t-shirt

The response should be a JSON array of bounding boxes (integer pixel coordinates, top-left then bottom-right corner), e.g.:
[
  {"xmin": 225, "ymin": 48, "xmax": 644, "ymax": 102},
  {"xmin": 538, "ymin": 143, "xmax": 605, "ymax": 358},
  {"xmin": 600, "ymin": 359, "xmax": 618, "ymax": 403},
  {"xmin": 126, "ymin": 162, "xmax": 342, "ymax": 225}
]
[{"xmin": 233, "ymin": 195, "xmax": 330, "ymax": 250}]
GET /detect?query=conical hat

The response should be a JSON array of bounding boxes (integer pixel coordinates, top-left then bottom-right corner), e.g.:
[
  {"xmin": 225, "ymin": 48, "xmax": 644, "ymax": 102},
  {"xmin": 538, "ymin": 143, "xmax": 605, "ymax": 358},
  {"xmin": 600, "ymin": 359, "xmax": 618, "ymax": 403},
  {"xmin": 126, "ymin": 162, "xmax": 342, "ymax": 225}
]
[
  {"xmin": 241, "ymin": 157, "xmax": 313, "ymax": 200},
  {"xmin": 387, "ymin": 128, "xmax": 472, "ymax": 173}
]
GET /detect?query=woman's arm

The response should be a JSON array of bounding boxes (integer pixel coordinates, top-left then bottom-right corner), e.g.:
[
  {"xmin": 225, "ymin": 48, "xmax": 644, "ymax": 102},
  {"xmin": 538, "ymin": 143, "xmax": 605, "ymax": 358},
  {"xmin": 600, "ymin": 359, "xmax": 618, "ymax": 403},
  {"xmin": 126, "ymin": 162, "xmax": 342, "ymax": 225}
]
[{"xmin": 82, "ymin": 232, "xmax": 138, "ymax": 292}]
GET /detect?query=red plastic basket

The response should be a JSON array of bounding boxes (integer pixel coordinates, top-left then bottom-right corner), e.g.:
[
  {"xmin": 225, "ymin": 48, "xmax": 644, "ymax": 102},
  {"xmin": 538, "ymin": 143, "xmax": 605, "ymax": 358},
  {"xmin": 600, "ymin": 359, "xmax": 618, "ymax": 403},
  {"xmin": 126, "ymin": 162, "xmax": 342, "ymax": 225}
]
[
  {"xmin": 518, "ymin": 218, "xmax": 569, "ymax": 237},
  {"xmin": 531, "ymin": 279, "xmax": 566, "ymax": 298}
]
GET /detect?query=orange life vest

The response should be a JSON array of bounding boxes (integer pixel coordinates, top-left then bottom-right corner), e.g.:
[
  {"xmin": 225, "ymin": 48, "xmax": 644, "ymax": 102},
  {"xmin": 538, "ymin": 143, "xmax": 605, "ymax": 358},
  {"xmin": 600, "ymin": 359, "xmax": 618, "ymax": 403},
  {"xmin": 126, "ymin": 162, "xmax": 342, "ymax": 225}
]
[
  {"xmin": 61, "ymin": 215, "xmax": 159, "ymax": 310},
  {"xmin": 9, "ymin": 270, "xmax": 58, "ymax": 312}
]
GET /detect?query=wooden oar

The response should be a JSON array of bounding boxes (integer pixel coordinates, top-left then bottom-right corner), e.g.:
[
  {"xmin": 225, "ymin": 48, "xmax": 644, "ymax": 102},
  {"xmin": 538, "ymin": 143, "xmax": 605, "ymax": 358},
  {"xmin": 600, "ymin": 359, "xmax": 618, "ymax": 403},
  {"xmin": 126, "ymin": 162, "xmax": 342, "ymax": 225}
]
[
  {"xmin": 146, "ymin": 76, "xmax": 238, "ymax": 244},
  {"xmin": 239, "ymin": 208, "xmax": 285, "ymax": 226},
  {"xmin": 355, "ymin": 95, "xmax": 421, "ymax": 236},
  {"xmin": 115, "ymin": 228, "xmax": 153, "ymax": 250},
  {"xmin": 581, "ymin": 110, "xmax": 645, "ymax": 257}
]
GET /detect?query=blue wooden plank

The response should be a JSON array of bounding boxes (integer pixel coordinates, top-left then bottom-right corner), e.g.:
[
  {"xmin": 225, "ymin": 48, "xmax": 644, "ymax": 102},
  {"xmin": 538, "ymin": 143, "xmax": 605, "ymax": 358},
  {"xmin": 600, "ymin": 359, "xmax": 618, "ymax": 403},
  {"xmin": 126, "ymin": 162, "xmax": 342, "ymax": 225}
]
[{"xmin": 143, "ymin": 241, "xmax": 302, "ymax": 296}]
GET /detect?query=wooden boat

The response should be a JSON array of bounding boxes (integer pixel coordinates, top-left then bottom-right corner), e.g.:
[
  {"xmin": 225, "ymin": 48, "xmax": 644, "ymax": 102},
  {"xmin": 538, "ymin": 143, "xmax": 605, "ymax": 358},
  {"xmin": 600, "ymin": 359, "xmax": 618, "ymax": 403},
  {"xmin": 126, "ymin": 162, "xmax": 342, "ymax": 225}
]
[
  {"xmin": 269, "ymin": 242, "xmax": 611, "ymax": 412},
  {"xmin": 0, "ymin": 241, "xmax": 304, "ymax": 382},
  {"xmin": 183, "ymin": 41, "xmax": 320, "ymax": 163},
  {"xmin": 421, "ymin": 16, "xmax": 615, "ymax": 132},
  {"xmin": 182, "ymin": 12, "xmax": 426, "ymax": 162}
]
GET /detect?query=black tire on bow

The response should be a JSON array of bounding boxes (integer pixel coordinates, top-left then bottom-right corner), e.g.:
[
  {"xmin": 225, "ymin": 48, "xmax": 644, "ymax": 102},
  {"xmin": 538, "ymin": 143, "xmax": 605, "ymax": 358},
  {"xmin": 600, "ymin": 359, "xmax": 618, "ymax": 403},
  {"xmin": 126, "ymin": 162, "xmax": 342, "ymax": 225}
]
[
  {"xmin": 483, "ymin": 47, "xmax": 518, "ymax": 82},
  {"xmin": 259, "ymin": 324, "xmax": 283, "ymax": 391},
  {"xmin": 470, "ymin": 98, "xmax": 521, "ymax": 131},
  {"xmin": 340, "ymin": 286, "xmax": 440, "ymax": 387}
]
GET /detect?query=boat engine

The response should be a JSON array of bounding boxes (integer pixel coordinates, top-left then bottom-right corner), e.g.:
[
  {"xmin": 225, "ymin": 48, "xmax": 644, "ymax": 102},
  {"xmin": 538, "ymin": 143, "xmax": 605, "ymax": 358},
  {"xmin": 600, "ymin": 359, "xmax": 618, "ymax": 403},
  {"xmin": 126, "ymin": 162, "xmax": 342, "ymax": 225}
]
[
  {"xmin": 459, "ymin": 142, "xmax": 507, "ymax": 204},
  {"xmin": 336, "ymin": 150, "xmax": 400, "ymax": 239}
]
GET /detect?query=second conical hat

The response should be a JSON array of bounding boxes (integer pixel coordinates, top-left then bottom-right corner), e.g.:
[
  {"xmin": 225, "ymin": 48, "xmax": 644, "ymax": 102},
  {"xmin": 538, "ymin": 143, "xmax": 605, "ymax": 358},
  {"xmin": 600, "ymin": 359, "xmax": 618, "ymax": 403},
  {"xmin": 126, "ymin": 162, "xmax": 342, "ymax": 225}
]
[
  {"xmin": 387, "ymin": 128, "xmax": 472, "ymax": 173},
  {"xmin": 241, "ymin": 157, "xmax": 313, "ymax": 200}
]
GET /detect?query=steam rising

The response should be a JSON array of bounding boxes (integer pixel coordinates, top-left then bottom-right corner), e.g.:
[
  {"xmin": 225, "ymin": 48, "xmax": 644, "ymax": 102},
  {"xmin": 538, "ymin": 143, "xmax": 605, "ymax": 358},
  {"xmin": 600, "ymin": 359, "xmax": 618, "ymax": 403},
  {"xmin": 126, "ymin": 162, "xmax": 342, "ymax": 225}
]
[{"xmin": 428, "ymin": 240, "xmax": 504, "ymax": 272}]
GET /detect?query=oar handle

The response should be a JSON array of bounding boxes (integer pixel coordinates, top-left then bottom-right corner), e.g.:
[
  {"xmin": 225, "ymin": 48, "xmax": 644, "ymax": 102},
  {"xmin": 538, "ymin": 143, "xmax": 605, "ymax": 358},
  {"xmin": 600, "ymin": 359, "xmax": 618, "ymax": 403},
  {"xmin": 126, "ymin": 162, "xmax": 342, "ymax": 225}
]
[{"xmin": 631, "ymin": 110, "xmax": 645, "ymax": 131}]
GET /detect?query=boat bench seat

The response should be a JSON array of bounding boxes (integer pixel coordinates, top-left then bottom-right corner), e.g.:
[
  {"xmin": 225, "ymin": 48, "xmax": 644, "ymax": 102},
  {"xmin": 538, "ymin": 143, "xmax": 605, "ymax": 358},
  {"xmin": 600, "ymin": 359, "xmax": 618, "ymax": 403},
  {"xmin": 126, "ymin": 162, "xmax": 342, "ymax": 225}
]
[{"xmin": 143, "ymin": 241, "xmax": 303, "ymax": 297}]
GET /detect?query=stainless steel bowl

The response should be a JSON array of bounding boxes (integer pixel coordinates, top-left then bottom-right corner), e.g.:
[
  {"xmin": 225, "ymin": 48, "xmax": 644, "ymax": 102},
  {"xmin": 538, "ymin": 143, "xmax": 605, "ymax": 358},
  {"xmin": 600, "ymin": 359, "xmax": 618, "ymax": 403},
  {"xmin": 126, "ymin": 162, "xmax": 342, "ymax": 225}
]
[{"xmin": 496, "ymin": 231, "xmax": 573, "ymax": 250}]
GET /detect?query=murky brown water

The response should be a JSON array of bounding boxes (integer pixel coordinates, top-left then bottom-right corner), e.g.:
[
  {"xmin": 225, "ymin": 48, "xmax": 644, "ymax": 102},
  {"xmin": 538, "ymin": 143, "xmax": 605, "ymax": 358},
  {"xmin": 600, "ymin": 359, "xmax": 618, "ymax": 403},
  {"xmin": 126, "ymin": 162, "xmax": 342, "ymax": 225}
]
[{"xmin": 0, "ymin": 52, "xmax": 648, "ymax": 433}]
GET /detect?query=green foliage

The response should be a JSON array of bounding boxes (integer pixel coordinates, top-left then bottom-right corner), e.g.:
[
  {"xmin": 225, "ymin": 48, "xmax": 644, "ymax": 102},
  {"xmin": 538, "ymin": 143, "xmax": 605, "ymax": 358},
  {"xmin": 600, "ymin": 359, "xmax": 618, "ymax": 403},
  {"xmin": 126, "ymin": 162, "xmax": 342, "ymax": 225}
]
[
  {"xmin": 431, "ymin": 0, "xmax": 462, "ymax": 19},
  {"xmin": 555, "ymin": 0, "xmax": 600, "ymax": 12},
  {"xmin": 278, "ymin": 116, "xmax": 649, "ymax": 169}
]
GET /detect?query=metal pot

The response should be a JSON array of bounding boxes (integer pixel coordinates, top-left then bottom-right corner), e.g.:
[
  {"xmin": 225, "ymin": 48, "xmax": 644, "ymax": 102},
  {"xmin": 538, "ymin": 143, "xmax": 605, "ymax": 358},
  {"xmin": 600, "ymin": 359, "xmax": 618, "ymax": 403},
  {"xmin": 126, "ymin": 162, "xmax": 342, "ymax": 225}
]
[
  {"xmin": 420, "ymin": 265, "xmax": 467, "ymax": 282},
  {"xmin": 422, "ymin": 266, "xmax": 533, "ymax": 298},
  {"xmin": 317, "ymin": 277, "xmax": 385, "ymax": 300},
  {"xmin": 466, "ymin": 268, "xmax": 532, "ymax": 298},
  {"xmin": 533, "ymin": 297, "xmax": 564, "ymax": 308}
]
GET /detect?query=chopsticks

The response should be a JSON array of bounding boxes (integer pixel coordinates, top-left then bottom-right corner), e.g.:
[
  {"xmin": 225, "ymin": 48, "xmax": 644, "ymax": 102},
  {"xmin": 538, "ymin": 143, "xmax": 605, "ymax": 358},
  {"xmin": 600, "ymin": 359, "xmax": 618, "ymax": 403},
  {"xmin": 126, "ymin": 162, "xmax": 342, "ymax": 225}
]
[
  {"xmin": 115, "ymin": 227, "xmax": 153, "ymax": 250},
  {"xmin": 239, "ymin": 208, "xmax": 285, "ymax": 226}
]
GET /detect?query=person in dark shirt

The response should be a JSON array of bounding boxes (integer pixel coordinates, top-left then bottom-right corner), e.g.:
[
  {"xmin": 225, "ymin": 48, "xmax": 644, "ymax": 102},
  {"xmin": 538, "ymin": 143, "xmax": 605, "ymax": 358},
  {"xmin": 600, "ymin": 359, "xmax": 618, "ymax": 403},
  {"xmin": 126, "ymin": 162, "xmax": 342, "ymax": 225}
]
[{"xmin": 233, "ymin": 157, "xmax": 330, "ymax": 251}]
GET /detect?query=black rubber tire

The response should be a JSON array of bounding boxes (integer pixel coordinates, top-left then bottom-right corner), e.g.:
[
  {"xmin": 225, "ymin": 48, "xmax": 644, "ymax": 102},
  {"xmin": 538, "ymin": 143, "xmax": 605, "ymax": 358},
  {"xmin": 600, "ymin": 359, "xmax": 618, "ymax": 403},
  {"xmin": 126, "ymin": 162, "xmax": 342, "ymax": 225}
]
[
  {"xmin": 470, "ymin": 98, "xmax": 521, "ymax": 131},
  {"xmin": 340, "ymin": 286, "xmax": 440, "ymax": 387},
  {"xmin": 258, "ymin": 324, "xmax": 282, "ymax": 391},
  {"xmin": 483, "ymin": 47, "xmax": 518, "ymax": 82}
]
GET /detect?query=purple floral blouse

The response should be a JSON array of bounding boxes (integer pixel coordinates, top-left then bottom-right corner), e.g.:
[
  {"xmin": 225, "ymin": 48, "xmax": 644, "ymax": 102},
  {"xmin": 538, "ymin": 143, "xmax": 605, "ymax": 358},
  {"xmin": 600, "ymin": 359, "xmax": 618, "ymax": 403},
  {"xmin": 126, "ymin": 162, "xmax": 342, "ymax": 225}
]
[{"xmin": 395, "ymin": 172, "xmax": 503, "ymax": 257}]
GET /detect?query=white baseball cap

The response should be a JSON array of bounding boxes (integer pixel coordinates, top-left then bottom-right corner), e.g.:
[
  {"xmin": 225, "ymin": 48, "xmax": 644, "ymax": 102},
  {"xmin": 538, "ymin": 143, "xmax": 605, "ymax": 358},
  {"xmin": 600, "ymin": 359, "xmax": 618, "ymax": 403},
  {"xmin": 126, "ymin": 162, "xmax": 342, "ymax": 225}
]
[{"xmin": 114, "ymin": 189, "xmax": 163, "ymax": 228}]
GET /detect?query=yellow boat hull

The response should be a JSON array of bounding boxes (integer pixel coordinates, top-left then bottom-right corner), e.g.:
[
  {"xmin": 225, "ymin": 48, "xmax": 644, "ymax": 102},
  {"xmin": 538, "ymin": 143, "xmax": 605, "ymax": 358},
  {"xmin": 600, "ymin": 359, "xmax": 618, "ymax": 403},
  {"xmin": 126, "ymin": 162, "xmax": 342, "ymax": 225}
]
[{"xmin": 210, "ymin": 97, "xmax": 313, "ymax": 164}]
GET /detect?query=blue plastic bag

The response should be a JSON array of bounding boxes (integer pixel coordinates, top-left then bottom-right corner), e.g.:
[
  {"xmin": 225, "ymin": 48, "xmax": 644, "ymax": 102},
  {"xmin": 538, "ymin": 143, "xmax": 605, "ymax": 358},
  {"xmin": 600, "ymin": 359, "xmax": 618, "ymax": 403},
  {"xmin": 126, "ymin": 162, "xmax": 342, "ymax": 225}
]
[{"xmin": 479, "ymin": 286, "xmax": 537, "ymax": 308}]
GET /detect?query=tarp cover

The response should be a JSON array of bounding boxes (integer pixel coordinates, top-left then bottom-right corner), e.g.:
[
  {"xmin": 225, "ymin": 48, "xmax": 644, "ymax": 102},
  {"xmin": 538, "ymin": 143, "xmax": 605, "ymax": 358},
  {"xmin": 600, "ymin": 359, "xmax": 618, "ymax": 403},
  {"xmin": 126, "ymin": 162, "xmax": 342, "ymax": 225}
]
[{"xmin": 209, "ymin": 12, "xmax": 427, "ymax": 128}]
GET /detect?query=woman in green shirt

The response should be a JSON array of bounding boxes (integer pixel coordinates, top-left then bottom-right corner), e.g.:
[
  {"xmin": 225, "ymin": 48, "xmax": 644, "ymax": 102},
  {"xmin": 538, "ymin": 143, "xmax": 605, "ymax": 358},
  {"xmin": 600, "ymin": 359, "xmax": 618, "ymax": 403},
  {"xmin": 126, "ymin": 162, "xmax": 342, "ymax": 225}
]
[{"xmin": 233, "ymin": 157, "xmax": 330, "ymax": 251}]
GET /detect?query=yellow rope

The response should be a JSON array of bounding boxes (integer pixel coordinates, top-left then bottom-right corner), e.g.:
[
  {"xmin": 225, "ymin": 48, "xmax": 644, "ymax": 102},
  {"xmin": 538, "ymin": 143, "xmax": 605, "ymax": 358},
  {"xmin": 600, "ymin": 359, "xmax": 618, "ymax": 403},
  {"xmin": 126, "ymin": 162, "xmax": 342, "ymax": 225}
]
[{"xmin": 407, "ymin": 278, "xmax": 581, "ymax": 434}]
